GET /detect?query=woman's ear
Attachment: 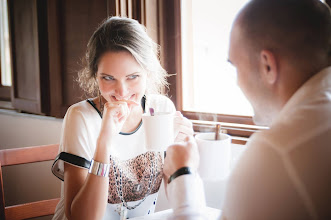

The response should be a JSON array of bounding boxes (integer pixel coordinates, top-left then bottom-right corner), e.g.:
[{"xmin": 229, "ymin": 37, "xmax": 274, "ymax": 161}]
[{"xmin": 260, "ymin": 50, "xmax": 278, "ymax": 85}]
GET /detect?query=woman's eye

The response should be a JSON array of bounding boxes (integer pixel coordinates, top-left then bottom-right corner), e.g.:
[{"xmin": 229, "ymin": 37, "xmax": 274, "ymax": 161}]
[
  {"xmin": 102, "ymin": 76, "xmax": 114, "ymax": 81},
  {"xmin": 128, "ymin": 75, "xmax": 139, "ymax": 80}
]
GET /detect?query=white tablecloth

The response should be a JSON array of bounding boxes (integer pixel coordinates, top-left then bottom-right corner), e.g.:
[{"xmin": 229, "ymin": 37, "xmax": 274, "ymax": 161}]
[{"xmin": 130, "ymin": 207, "xmax": 221, "ymax": 220}]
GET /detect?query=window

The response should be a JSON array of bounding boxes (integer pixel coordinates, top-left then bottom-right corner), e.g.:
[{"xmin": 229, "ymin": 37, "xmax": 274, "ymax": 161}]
[
  {"xmin": 181, "ymin": 0, "xmax": 252, "ymax": 117},
  {"xmin": 158, "ymin": 0, "xmax": 272, "ymax": 142},
  {"xmin": 167, "ymin": 0, "xmax": 261, "ymax": 142},
  {"xmin": 0, "ymin": 0, "xmax": 11, "ymax": 87},
  {"xmin": 0, "ymin": 0, "xmax": 11, "ymax": 101}
]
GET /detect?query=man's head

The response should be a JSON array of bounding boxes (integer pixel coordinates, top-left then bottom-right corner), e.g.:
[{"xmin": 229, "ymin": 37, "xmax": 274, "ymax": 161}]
[{"xmin": 228, "ymin": 0, "xmax": 331, "ymax": 125}]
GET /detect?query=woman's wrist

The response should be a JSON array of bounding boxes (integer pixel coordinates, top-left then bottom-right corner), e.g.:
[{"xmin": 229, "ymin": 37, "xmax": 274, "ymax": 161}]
[{"xmin": 94, "ymin": 138, "xmax": 112, "ymax": 163}]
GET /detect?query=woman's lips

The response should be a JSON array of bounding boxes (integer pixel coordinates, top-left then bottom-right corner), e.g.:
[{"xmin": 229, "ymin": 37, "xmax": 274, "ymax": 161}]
[{"xmin": 110, "ymin": 94, "xmax": 139, "ymax": 105}]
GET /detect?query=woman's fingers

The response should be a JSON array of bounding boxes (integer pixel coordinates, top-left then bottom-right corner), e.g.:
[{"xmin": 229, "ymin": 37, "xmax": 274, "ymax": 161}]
[
  {"xmin": 107, "ymin": 94, "xmax": 140, "ymax": 109},
  {"xmin": 117, "ymin": 102, "xmax": 130, "ymax": 122},
  {"xmin": 104, "ymin": 101, "xmax": 130, "ymax": 118},
  {"xmin": 176, "ymin": 124, "xmax": 194, "ymax": 136},
  {"xmin": 102, "ymin": 101, "xmax": 130, "ymax": 135},
  {"xmin": 123, "ymin": 100, "xmax": 140, "ymax": 108},
  {"xmin": 175, "ymin": 132, "xmax": 187, "ymax": 143},
  {"xmin": 173, "ymin": 112, "xmax": 194, "ymax": 142},
  {"xmin": 174, "ymin": 114, "xmax": 193, "ymax": 127}
]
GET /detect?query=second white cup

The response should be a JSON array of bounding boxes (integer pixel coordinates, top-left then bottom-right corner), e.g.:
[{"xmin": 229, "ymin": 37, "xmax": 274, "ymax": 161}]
[{"xmin": 195, "ymin": 132, "xmax": 231, "ymax": 181}]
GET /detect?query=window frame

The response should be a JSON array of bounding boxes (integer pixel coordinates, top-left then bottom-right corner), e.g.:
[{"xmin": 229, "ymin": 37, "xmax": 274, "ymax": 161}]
[
  {"xmin": 0, "ymin": 61, "xmax": 11, "ymax": 101},
  {"xmin": 0, "ymin": 85, "xmax": 11, "ymax": 102},
  {"xmin": 0, "ymin": 1, "xmax": 11, "ymax": 102},
  {"xmin": 164, "ymin": 0, "xmax": 331, "ymax": 140},
  {"xmin": 159, "ymin": 0, "xmax": 262, "ymax": 141}
]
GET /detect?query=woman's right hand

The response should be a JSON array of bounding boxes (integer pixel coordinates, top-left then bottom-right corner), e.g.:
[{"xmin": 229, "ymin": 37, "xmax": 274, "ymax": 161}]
[
  {"xmin": 96, "ymin": 99, "xmax": 139, "ymax": 160},
  {"xmin": 100, "ymin": 100, "xmax": 139, "ymax": 138}
]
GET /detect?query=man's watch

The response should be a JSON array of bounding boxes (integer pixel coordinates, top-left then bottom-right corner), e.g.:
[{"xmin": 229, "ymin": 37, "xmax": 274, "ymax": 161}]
[{"xmin": 168, "ymin": 167, "xmax": 193, "ymax": 184}]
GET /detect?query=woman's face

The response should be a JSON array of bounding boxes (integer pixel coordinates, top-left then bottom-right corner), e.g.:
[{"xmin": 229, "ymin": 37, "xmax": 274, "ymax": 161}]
[{"xmin": 96, "ymin": 51, "xmax": 147, "ymax": 104}]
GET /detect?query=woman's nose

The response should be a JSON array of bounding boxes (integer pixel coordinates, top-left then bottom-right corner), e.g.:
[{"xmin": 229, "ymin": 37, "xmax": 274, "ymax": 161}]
[{"xmin": 115, "ymin": 82, "xmax": 129, "ymax": 97}]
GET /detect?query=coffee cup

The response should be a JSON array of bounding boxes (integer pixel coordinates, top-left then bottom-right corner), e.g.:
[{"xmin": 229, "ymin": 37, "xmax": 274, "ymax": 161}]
[
  {"xmin": 142, "ymin": 112, "xmax": 174, "ymax": 152},
  {"xmin": 195, "ymin": 132, "xmax": 231, "ymax": 181}
]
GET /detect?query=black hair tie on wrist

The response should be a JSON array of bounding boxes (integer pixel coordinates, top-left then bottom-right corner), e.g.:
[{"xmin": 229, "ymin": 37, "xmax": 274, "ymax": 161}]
[{"xmin": 168, "ymin": 167, "xmax": 193, "ymax": 184}]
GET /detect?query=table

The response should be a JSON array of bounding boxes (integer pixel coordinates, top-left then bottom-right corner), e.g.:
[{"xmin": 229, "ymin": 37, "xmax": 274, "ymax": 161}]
[{"xmin": 130, "ymin": 207, "xmax": 221, "ymax": 220}]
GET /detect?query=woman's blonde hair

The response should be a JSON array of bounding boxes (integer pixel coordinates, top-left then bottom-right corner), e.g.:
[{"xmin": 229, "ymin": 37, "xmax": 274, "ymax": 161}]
[{"xmin": 77, "ymin": 16, "xmax": 168, "ymax": 97}]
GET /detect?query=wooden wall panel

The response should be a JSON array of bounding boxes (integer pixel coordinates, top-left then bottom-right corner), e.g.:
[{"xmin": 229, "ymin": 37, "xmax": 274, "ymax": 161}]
[
  {"xmin": 60, "ymin": 0, "xmax": 108, "ymax": 107},
  {"xmin": 0, "ymin": 42, "xmax": 11, "ymax": 101},
  {"xmin": 158, "ymin": 0, "xmax": 181, "ymax": 108},
  {"xmin": 7, "ymin": 0, "xmax": 150, "ymax": 117},
  {"xmin": 48, "ymin": 0, "xmax": 115, "ymax": 117},
  {"xmin": 8, "ymin": 0, "xmax": 49, "ymax": 114}
]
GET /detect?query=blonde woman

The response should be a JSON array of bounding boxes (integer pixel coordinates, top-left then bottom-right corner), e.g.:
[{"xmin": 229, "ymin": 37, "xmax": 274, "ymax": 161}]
[{"xmin": 52, "ymin": 17, "xmax": 193, "ymax": 220}]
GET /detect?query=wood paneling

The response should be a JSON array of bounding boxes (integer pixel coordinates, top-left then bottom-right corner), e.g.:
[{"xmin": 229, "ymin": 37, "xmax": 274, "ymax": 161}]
[
  {"xmin": 131, "ymin": 0, "xmax": 145, "ymax": 24},
  {"xmin": 158, "ymin": 0, "xmax": 182, "ymax": 107},
  {"xmin": 0, "ymin": 86, "xmax": 10, "ymax": 101},
  {"xmin": 8, "ymin": 0, "xmax": 49, "ymax": 114},
  {"xmin": 47, "ymin": 0, "xmax": 149, "ymax": 117},
  {"xmin": 48, "ymin": 0, "xmax": 114, "ymax": 117},
  {"xmin": 47, "ymin": 0, "xmax": 63, "ymax": 117},
  {"xmin": 0, "ymin": 44, "xmax": 11, "ymax": 101},
  {"xmin": 7, "ymin": 0, "xmax": 159, "ymax": 117},
  {"xmin": 60, "ymin": 0, "xmax": 109, "ymax": 113}
]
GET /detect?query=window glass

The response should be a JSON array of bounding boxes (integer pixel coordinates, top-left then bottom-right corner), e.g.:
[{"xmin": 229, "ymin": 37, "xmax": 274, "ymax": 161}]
[
  {"xmin": 181, "ymin": 0, "xmax": 253, "ymax": 116},
  {"xmin": 0, "ymin": 0, "xmax": 12, "ymax": 86}
]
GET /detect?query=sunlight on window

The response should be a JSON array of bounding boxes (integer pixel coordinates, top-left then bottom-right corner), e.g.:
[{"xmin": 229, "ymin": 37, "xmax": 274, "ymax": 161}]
[
  {"xmin": 0, "ymin": 0, "xmax": 12, "ymax": 86},
  {"xmin": 181, "ymin": 0, "xmax": 253, "ymax": 116}
]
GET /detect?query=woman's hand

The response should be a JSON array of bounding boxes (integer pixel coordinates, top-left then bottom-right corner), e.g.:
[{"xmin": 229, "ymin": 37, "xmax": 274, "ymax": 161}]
[
  {"xmin": 100, "ymin": 99, "xmax": 139, "ymax": 139},
  {"xmin": 173, "ymin": 111, "xmax": 194, "ymax": 142}
]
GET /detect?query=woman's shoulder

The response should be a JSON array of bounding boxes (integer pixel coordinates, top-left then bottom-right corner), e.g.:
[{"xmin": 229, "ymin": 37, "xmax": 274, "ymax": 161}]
[
  {"xmin": 65, "ymin": 99, "xmax": 98, "ymax": 119},
  {"xmin": 145, "ymin": 94, "xmax": 176, "ymax": 112}
]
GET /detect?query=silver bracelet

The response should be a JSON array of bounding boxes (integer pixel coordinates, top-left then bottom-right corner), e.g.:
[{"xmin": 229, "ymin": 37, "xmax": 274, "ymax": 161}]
[{"xmin": 88, "ymin": 159, "xmax": 111, "ymax": 177}]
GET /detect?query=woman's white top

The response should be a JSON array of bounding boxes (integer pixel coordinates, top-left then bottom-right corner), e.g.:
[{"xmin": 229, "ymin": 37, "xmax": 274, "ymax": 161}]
[{"xmin": 52, "ymin": 94, "xmax": 175, "ymax": 220}]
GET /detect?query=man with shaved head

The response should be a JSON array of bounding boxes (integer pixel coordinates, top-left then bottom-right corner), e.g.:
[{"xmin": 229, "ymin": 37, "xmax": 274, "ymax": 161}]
[{"xmin": 163, "ymin": 0, "xmax": 331, "ymax": 219}]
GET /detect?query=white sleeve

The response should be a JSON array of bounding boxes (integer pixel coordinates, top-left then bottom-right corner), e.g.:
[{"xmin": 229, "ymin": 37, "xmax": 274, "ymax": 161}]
[
  {"xmin": 167, "ymin": 174, "xmax": 208, "ymax": 220},
  {"xmin": 60, "ymin": 105, "xmax": 93, "ymax": 160}
]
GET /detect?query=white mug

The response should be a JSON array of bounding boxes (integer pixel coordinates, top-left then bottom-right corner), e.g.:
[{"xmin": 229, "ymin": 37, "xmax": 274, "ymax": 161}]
[
  {"xmin": 142, "ymin": 112, "xmax": 174, "ymax": 152},
  {"xmin": 195, "ymin": 132, "xmax": 231, "ymax": 181}
]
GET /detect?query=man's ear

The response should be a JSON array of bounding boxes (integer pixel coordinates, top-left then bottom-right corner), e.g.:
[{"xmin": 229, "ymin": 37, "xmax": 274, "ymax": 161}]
[{"xmin": 260, "ymin": 50, "xmax": 278, "ymax": 85}]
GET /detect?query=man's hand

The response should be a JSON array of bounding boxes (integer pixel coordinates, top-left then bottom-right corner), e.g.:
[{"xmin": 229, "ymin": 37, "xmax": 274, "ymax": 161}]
[{"xmin": 163, "ymin": 136, "xmax": 200, "ymax": 181}]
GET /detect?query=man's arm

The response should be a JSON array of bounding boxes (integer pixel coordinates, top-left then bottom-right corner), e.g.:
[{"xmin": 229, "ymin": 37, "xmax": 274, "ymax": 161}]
[
  {"xmin": 167, "ymin": 173, "xmax": 207, "ymax": 220},
  {"xmin": 163, "ymin": 136, "xmax": 208, "ymax": 220}
]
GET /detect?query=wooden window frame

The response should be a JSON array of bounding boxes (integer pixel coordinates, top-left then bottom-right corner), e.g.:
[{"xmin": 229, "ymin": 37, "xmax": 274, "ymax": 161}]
[
  {"xmin": 0, "ymin": 86, "xmax": 11, "ymax": 102},
  {"xmin": 160, "ymin": 0, "xmax": 331, "ymax": 140},
  {"xmin": 0, "ymin": 65, "xmax": 11, "ymax": 101},
  {"xmin": 158, "ymin": 0, "xmax": 265, "ymax": 142},
  {"xmin": 0, "ymin": 3, "xmax": 11, "ymax": 102}
]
